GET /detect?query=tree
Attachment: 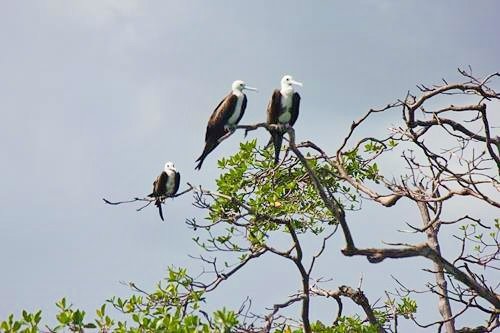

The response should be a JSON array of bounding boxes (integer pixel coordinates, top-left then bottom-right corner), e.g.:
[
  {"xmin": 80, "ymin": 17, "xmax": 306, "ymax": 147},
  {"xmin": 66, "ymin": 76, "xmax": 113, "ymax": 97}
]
[{"xmin": 2, "ymin": 69, "xmax": 498, "ymax": 332}]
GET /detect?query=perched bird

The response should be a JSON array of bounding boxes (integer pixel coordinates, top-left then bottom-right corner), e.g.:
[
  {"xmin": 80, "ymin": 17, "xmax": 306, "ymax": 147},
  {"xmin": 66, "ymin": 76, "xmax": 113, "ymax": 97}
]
[
  {"xmin": 195, "ymin": 80, "xmax": 257, "ymax": 170},
  {"xmin": 148, "ymin": 161, "xmax": 180, "ymax": 221},
  {"xmin": 266, "ymin": 75, "xmax": 302, "ymax": 165}
]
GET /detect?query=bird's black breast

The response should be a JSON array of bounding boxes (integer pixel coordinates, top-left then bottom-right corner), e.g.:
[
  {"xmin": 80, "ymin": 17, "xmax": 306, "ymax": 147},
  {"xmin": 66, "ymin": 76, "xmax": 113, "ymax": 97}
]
[{"xmin": 152, "ymin": 171, "xmax": 168, "ymax": 196}]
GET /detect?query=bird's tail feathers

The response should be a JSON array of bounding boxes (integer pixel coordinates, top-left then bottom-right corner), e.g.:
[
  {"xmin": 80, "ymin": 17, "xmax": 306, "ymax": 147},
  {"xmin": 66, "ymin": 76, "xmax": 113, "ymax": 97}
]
[
  {"xmin": 155, "ymin": 199, "xmax": 165, "ymax": 221},
  {"xmin": 194, "ymin": 158, "xmax": 204, "ymax": 171},
  {"xmin": 272, "ymin": 134, "xmax": 283, "ymax": 165},
  {"xmin": 195, "ymin": 151, "xmax": 207, "ymax": 170},
  {"xmin": 195, "ymin": 141, "xmax": 217, "ymax": 170}
]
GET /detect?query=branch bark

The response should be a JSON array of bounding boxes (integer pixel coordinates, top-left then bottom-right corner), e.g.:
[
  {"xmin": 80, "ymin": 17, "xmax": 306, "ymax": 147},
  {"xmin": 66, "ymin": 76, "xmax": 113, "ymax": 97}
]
[
  {"xmin": 417, "ymin": 201, "xmax": 455, "ymax": 333},
  {"xmin": 311, "ymin": 285, "xmax": 385, "ymax": 333}
]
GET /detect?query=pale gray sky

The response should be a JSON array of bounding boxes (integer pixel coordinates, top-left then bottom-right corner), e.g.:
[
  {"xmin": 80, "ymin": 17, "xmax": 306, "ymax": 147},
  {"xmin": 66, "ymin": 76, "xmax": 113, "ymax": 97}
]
[{"xmin": 0, "ymin": 1, "xmax": 498, "ymax": 330}]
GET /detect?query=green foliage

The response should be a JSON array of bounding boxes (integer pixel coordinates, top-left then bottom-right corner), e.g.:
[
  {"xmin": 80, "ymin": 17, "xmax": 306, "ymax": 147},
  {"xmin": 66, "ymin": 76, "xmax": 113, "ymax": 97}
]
[
  {"xmin": 383, "ymin": 294, "xmax": 418, "ymax": 325},
  {"xmin": 0, "ymin": 267, "xmax": 238, "ymax": 333},
  {"xmin": 322, "ymin": 317, "xmax": 380, "ymax": 333},
  {"xmin": 53, "ymin": 297, "xmax": 95, "ymax": 331},
  {"xmin": 205, "ymin": 140, "xmax": 363, "ymax": 251},
  {"xmin": 215, "ymin": 140, "xmax": 338, "ymax": 232},
  {"xmin": 0, "ymin": 311, "xmax": 41, "ymax": 333},
  {"xmin": 396, "ymin": 297, "xmax": 417, "ymax": 319},
  {"xmin": 343, "ymin": 148, "xmax": 379, "ymax": 183},
  {"xmin": 363, "ymin": 141, "xmax": 383, "ymax": 154},
  {"xmin": 195, "ymin": 141, "xmax": 327, "ymax": 255},
  {"xmin": 458, "ymin": 219, "xmax": 499, "ymax": 254},
  {"xmin": 192, "ymin": 139, "xmax": 387, "ymax": 266},
  {"xmin": 276, "ymin": 317, "xmax": 380, "ymax": 333},
  {"xmin": 213, "ymin": 308, "xmax": 239, "ymax": 332}
]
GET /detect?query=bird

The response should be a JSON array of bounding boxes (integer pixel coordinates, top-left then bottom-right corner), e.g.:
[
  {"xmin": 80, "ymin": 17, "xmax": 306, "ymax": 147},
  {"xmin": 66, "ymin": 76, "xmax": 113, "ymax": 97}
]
[
  {"xmin": 266, "ymin": 74, "xmax": 302, "ymax": 165},
  {"xmin": 148, "ymin": 161, "xmax": 180, "ymax": 221},
  {"xmin": 195, "ymin": 80, "xmax": 257, "ymax": 170}
]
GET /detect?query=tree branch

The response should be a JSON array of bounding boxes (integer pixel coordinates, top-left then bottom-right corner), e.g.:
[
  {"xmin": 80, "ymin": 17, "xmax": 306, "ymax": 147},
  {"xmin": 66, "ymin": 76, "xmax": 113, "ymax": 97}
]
[{"xmin": 311, "ymin": 285, "xmax": 385, "ymax": 332}]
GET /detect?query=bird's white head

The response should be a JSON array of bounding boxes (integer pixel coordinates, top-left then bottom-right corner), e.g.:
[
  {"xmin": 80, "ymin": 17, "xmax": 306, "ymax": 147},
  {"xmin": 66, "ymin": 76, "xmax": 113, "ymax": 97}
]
[
  {"xmin": 281, "ymin": 75, "xmax": 303, "ymax": 89},
  {"xmin": 164, "ymin": 161, "xmax": 176, "ymax": 172},
  {"xmin": 231, "ymin": 80, "xmax": 258, "ymax": 93}
]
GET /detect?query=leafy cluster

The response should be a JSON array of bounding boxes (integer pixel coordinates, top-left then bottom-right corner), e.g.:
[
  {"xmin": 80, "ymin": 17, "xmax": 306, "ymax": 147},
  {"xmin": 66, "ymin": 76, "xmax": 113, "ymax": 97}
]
[
  {"xmin": 215, "ymin": 140, "xmax": 339, "ymax": 230},
  {"xmin": 457, "ymin": 219, "xmax": 499, "ymax": 263},
  {"xmin": 1, "ymin": 267, "xmax": 238, "ymax": 333},
  {"xmin": 190, "ymin": 139, "xmax": 359, "ymax": 266}
]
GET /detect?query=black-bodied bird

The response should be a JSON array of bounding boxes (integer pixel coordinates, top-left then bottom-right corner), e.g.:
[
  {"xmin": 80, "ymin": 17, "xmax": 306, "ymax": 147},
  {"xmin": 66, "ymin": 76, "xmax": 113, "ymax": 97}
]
[
  {"xmin": 195, "ymin": 80, "xmax": 257, "ymax": 170},
  {"xmin": 148, "ymin": 161, "xmax": 180, "ymax": 221},
  {"xmin": 266, "ymin": 74, "xmax": 302, "ymax": 165}
]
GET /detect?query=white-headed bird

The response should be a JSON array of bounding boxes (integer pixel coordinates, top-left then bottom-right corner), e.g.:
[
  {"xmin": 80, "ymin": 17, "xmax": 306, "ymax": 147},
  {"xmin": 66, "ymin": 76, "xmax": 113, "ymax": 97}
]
[
  {"xmin": 148, "ymin": 161, "xmax": 180, "ymax": 221},
  {"xmin": 266, "ymin": 75, "xmax": 302, "ymax": 165},
  {"xmin": 195, "ymin": 80, "xmax": 257, "ymax": 170}
]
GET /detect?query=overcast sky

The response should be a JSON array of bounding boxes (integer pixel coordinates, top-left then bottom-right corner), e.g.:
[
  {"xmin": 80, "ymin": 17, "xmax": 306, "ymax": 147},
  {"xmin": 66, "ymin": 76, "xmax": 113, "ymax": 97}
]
[{"xmin": 0, "ymin": 1, "xmax": 498, "ymax": 330}]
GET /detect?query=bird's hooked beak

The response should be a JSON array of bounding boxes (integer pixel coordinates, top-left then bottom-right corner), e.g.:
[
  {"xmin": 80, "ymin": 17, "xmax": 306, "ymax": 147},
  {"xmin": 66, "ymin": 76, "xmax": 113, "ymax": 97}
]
[
  {"xmin": 290, "ymin": 80, "xmax": 303, "ymax": 87},
  {"xmin": 243, "ymin": 85, "xmax": 258, "ymax": 92}
]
